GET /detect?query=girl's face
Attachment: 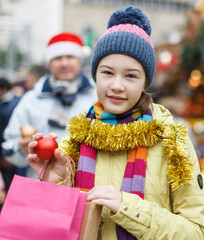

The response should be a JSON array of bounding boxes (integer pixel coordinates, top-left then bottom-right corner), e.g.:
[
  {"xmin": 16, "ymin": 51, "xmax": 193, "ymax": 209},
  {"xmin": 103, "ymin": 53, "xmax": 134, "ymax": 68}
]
[{"xmin": 96, "ymin": 54, "xmax": 146, "ymax": 114}]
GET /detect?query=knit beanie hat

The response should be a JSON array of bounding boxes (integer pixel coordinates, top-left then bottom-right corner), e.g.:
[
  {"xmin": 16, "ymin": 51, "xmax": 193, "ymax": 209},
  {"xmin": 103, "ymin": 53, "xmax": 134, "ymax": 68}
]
[
  {"xmin": 91, "ymin": 6, "xmax": 155, "ymax": 88},
  {"xmin": 45, "ymin": 32, "xmax": 84, "ymax": 64}
]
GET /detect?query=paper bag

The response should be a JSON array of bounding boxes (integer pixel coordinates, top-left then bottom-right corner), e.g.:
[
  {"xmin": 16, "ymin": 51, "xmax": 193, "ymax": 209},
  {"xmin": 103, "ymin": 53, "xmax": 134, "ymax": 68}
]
[
  {"xmin": 0, "ymin": 175, "xmax": 87, "ymax": 240},
  {"xmin": 79, "ymin": 202, "xmax": 102, "ymax": 240}
]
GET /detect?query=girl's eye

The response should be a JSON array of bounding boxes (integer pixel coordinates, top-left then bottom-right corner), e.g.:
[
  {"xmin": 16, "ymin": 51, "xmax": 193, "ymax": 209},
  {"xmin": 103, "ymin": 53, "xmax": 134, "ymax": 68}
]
[
  {"xmin": 126, "ymin": 74, "xmax": 136, "ymax": 78},
  {"xmin": 102, "ymin": 71, "xmax": 113, "ymax": 75}
]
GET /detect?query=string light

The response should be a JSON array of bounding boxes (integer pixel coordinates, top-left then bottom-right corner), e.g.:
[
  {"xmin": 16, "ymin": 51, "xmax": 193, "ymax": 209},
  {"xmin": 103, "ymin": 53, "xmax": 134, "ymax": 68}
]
[
  {"xmin": 188, "ymin": 69, "xmax": 202, "ymax": 88},
  {"xmin": 159, "ymin": 51, "xmax": 172, "ymax": 65}
]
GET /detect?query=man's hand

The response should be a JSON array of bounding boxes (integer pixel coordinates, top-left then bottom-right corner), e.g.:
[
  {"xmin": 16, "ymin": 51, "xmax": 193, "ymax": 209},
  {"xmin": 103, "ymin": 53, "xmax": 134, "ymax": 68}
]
[{"xmin": 19, "ymin": 137, "xmax": 32, "ymax": 155}]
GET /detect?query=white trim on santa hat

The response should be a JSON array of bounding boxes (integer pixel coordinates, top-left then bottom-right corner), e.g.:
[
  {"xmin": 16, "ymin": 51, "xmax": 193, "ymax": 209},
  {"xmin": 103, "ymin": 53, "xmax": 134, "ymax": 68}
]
[{"xmin": 45, "ymin": 41, "xmax": 83, "ymax": 64}]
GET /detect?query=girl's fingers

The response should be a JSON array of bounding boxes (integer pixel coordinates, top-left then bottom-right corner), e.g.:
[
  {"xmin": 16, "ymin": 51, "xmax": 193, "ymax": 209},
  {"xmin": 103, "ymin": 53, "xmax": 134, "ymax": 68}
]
[
  {"xmin": 32, "ymin": 133, "xmax": 43, "ymax": 141},
  {"xmin": 32, "ymin": 132, "xmax": 57, "ymax": 141},
  {"xmin": 27, "ymin": 153, "xmax": 46, "ymax": 175},
  {"xmin": 87, "ymin": 186, "xmax": 113, "ymax": 200},
  {"xmin": 48, "ymin": 132, "xmax": 58, "ymax": 139},
  {"xmin": 54, "ymin": 149, "xmax": 66, "ymax": 165},
  {"xmin": 27, "ymin": 153, "xmax": 38, "ymax": 162},
  {"xmin": 87, "ymin": 186, "xmax": 122, "ymax": 202},
  {"xmin": 28, "ymin": 141, "xmax": 38, "ymax": 154},
  {"xmin": 88, "ymin": 185, "xmax": 114, "ymax": 195},
  {"xmin": 87, "ymin": 186, "xmax": 122, "ymax": 213}
]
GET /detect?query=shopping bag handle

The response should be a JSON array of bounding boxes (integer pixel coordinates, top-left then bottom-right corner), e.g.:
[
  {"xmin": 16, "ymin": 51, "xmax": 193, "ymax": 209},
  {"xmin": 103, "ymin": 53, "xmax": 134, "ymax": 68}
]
[
  {"xmin": 38, "ymin": 155, "xmax": 75, "ymax": 187},
  {"xmin": 64, "ymin": 155, "xmax": 75, "ymax": 187}
]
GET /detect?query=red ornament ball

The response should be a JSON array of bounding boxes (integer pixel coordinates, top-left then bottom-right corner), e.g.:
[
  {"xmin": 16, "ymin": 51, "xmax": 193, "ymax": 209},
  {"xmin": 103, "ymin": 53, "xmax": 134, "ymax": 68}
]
[{"xmin": 36, "ymin": 136, "xmax": 58, "ymax": 160}]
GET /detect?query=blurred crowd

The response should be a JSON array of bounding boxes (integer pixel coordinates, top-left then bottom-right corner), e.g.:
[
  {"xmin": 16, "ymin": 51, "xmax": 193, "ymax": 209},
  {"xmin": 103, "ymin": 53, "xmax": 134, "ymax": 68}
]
[{"xmin": 0, "ymin": 64, "xmax": 48, "ymax": 209}]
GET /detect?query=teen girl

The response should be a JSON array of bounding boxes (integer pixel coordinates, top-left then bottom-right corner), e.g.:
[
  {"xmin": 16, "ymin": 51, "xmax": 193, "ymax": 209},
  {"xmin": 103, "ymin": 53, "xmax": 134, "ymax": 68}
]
[{"xmin": 27, "ymin": 6, "xmax": 204, "ymax": 240}]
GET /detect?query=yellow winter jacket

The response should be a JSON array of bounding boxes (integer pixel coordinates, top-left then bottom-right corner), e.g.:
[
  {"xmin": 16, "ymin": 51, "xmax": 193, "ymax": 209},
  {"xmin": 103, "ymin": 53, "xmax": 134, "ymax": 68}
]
[{"xmin": 94, "ymin": 104, "xmax": 204, "ymax": 240}]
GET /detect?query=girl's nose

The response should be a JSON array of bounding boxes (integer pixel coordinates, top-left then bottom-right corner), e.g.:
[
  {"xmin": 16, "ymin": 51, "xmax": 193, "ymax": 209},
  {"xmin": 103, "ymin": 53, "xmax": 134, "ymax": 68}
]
[{"xmin": 110, "ymin": 76, "xmax": 125, "ymax": 92}]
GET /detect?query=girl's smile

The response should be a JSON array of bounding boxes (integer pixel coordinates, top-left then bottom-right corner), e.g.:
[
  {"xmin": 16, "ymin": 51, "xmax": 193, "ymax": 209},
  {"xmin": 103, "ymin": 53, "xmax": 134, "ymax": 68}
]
[
  {"xmin": 96, "ymin": 54, "xmax": 146, "ymax": 114},
  {"xmin": 107, "ymin": 95, "xmax": 127, "ymax": 103}
]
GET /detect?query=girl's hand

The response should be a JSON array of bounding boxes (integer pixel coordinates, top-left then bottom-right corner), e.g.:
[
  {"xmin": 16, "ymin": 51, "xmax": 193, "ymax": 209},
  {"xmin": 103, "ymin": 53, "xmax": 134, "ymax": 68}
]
[
  {"xmin": 26, "ymin": 132, "xmax": 67, "ymax": 184},
  {"xmin": 87, "ymin": 185, "xmax": 122, "ymax": 214}
]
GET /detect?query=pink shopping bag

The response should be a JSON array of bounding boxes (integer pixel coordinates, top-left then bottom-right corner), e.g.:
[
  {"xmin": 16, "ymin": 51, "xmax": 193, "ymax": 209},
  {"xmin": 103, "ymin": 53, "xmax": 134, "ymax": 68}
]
[{"xmin": 0, "ymin": 175, "xmax": 87, "ymax": 240}]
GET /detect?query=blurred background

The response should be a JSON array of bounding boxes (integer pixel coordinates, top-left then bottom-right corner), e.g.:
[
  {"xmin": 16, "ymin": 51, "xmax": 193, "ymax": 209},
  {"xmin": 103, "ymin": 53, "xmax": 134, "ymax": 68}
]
[{"xmin": 0, "ymin": 0, "xmax": 203, "ymax": 175}]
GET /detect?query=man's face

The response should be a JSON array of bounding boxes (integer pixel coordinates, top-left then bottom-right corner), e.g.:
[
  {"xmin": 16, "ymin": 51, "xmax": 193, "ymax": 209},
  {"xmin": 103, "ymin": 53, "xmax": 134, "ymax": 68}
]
[{"xmin": 49, "ymin": 55, "xmax": 81, "ymax": 81}]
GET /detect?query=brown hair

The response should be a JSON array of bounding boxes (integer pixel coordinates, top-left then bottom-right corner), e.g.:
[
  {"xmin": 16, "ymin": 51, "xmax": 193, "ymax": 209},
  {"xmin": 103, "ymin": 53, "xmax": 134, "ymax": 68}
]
[{"xmin": 136, "ymin": 91, "xmax": 153, "ymax": 115}]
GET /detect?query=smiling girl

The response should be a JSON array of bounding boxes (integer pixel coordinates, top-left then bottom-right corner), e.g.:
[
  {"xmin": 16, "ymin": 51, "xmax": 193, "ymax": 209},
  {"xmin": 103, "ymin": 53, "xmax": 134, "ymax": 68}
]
[{"xmin": 27, "ymin": 6, "xmax": 204, "ymax": 240}]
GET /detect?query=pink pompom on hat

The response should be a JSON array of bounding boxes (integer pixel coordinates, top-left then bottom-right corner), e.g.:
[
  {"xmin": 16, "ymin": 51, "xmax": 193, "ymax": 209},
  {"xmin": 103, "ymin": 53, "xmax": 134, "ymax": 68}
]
[{"xmin": 45, "ymin": 32, "xmax": 84, "ymax": 64}]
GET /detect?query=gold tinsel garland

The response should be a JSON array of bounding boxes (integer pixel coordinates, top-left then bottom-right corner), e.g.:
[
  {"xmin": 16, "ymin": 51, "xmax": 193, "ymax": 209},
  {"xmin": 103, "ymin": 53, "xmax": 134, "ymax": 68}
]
[{"xmin": 59, "ymin": 113, "xmax": 193, "ymax": 192}]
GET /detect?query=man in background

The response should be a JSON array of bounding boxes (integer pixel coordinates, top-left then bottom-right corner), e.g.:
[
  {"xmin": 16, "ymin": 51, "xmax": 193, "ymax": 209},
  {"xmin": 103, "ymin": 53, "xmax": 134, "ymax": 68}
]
[
  {"xmin": 0, "ymin": 77, "xmax": 21, "ymax": 206},
  {"xmin": 2, "ymin": 32, "xmax": 96, "ymax": 179}
]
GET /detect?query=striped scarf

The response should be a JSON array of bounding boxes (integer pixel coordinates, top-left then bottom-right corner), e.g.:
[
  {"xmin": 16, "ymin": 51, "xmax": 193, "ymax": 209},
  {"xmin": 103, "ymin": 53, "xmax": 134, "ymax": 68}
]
[{"xmin": 76, "ymin": 100, "xmax": 152, "ymax": 240}]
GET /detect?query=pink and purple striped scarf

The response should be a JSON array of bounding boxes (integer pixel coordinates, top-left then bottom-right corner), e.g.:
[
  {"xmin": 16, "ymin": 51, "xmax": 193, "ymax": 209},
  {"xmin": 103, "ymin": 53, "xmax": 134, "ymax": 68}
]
[{"xmin": 76, "ymin": 100, "xmax": 152, "ymax": 240}]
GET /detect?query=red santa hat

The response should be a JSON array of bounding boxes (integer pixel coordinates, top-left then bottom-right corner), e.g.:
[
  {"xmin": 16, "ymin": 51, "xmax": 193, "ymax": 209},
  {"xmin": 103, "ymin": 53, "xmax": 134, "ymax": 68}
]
[{"xmin": 45, "ymin": 32, "xmax": 84, "ymax": 64}]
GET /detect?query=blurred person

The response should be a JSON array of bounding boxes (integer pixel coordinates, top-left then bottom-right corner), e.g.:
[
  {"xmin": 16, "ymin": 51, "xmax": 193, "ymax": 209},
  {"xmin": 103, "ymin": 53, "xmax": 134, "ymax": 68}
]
[
  {"xmin": 12, "ymin": 66, "xmax": 29, "ymax": 96},
  {"xmin": 25, "ymin": 64, "xmax": 48, "ymax": 91},
  {"xmin": 2, "ymin": 32, "xmax": 96, "ymax": 179},
  {"xmin": 12, "ymin": 64, "xmax": 48, "ymax": 177},
  {"xmin": 27, "ymin": 6, "xmax": 204, "ymax": 239},
  {"xmin": 0, "ymin": 78, "xmax": 21, "ymax": 202},
  {"xmin": 11, "ymin": 85, "xmax": 25, "ymax": 97},
  {"xmin": 0, "ymin": 66, "xmax": 47, "ymax": 181}
]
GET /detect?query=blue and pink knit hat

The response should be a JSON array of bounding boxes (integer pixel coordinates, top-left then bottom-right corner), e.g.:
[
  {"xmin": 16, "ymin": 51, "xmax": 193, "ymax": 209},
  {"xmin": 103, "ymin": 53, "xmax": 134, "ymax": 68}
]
[{"xmin": 91, "ymin": 6, "xmax": 155, "ymax": 88}]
